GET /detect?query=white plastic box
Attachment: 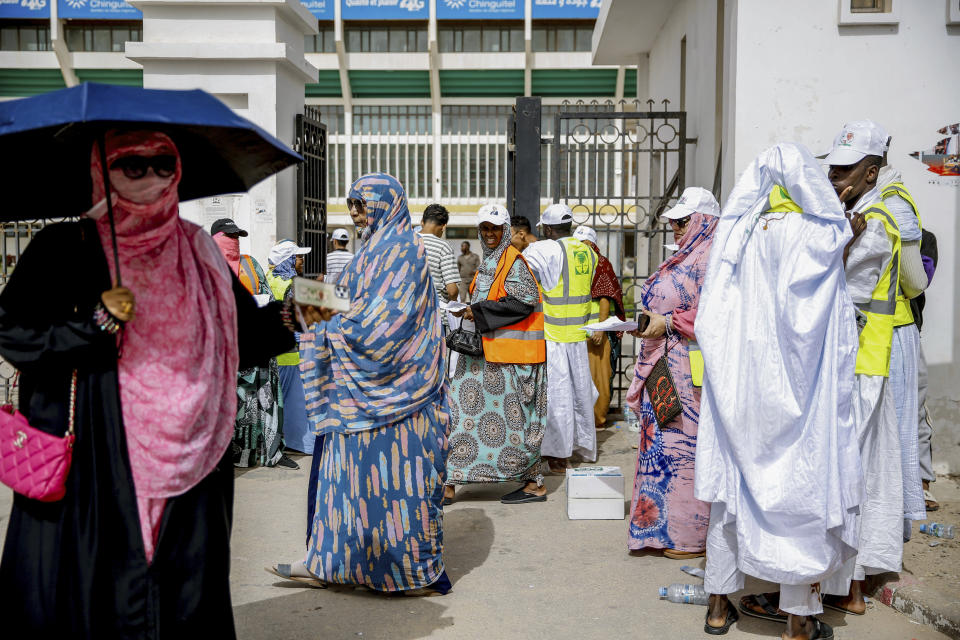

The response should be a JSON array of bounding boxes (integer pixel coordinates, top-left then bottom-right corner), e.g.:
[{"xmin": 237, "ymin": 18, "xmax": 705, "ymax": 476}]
[{"xmin": 566, "ymin": 466, "xmax": 625, "ymax": 520}]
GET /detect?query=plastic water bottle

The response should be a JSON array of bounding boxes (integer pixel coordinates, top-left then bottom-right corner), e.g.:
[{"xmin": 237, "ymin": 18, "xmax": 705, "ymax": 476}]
[
  {"xmin": 659, "ymin": 583, "xmax": 709, "ymax": 605},
  {"xmin": 919, "ymin": 523, "xmax": 955, "ymax": 539}
]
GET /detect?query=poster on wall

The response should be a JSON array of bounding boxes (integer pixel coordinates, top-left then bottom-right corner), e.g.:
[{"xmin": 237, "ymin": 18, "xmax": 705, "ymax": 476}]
[
  {"xmin": 342, "ymin": 0, "xmax": 428, "ymax": 20},
  {"xmin": 437, "ymin": 0, "xmax": 523, "ymax": 20},
  {"xmin": 302, "ymin": 0, "xmax": 332, "ymax": 19},
  {"xmin": 911, "ymin": 122, "xmax": 960, "ymax": 186},
  {"xmin": 0, "ymin": 0, "xmax": 50, "ymax": 19},
  {"xmin": 58, "ymin": 0, "xmax": 141, "ymax": 19},
  {"xmin": 532, "ymin": 0, "xmax": 601, "ymax": 19}
]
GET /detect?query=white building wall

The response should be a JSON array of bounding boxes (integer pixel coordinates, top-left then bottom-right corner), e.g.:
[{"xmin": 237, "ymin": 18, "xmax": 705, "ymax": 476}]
[
  {"xmin": 646, "ymin": 0, "xmax": 720, "ymax": 193},
  {"xmin": 727, "ymin": 0, "xmax": 960, "ymax": 472}
]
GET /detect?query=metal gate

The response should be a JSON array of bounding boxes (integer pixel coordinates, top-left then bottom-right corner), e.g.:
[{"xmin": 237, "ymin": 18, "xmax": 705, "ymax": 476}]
[
  {"xmin": 0, "ymin": 221, "xmax": 46, "ymax": 406},
  {"xmin": 508, "ymin": 97, "xmax": 687, "ymax": 412},
  {"xmin": 295, "ymin": 106, "xmax": 328, "ymax": 278}
]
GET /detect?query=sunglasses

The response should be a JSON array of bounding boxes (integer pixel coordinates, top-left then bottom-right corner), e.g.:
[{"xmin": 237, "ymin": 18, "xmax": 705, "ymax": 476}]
[
  {"xmin": 347, "ymin": 198, "xmax": 364, "ymax": 210},
  {"xmin": 671, "ymin": 216, "xmax": 692, "ymax": 227},
  {"xmin": 109, "ymin": 155, "xmax": 177, "ymax": 180}
]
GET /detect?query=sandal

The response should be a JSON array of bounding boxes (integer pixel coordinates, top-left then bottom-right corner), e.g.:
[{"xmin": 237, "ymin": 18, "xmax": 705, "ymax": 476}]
[
  {"xmin": 500, "ymin": 487, "xmax": 547, "ymax": 504},
  {"xmin": 704, "ymin": 598, "xmax": 739, "ymax": 635},
  {"xmin": 265, "ymin": 563, "xmax": 327, "ymax": 589},
  {"xmin": 806, "ymin": 617, "xmax": 834, "ymax": 639},
  {"xmin": 663, "ymin": 548, "xmax": 705, "ymax": 560},
  {"xmin": 821, "ymin": 595, "xmax": 865, "ymax": 616},
  {"xmin": 924, "ymin": 488, "xmax": 940, "ymax": 512},
  {"xmin": 739, "ymin": 593, "xmax": 787, "ymax": 623}
]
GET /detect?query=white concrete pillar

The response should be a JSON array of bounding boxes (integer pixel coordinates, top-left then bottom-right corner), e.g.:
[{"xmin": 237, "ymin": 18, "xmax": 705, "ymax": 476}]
[{"xmin": 126, "ymin": 0, "xmax": 319, "ymax": 263}]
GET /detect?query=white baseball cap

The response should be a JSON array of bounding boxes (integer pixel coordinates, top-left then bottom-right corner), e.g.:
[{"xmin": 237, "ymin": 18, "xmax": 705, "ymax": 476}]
[
  {"xmin": 477, "ymin": 203, "xmax": 510, "ymax": 227},
  {"xmin": 823, "ymin": 120, "xmax": 889, "ymax": 166},
  {"xmin": 537, "ymin": 203, "xmax": 574, "ymax": 226},
  {"xmin": 269, "ymin": 239, "xmax": 311, "ymax": 265},
  {"xmin": 573, "ymin": 225, "xmax": 598, "ymax": 245},
  {"xmin": 660, "ymin": 186, "xmax": 720, "ymax": 222},
  {"xmin": 331, "ymin": 228, "xmax": 350, "ymax": 241}
]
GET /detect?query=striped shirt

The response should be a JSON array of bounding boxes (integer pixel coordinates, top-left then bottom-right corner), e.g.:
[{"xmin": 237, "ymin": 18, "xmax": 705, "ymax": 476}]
[
  {"xmin": 325, "ymin": 249, "xmax": 354, "ymax": 283},
  {"xmin": 418, "ymin": 232, "xmax": 460, "ymax": 325}
]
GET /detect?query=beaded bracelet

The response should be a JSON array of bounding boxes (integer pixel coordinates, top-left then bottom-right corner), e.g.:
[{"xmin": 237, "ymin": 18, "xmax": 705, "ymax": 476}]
[{"xmin": 93, "ymin": 303, "xmax": 121, "ymax": 335}]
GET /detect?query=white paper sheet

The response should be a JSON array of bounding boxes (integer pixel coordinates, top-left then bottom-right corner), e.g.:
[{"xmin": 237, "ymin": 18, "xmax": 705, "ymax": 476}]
[
  {"xmin": 439, "ymin": 300, "xmax": 468, "ymax": 312},
  {"xmin": 581, "ymin": 317, "xmax": 638, "ymax": 332}
]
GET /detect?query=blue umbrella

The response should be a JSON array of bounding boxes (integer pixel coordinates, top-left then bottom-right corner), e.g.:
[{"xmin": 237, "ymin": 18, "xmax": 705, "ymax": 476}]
[{"xmin": 0, "ymin": 82, "xmax": 303, "ymax": 283}]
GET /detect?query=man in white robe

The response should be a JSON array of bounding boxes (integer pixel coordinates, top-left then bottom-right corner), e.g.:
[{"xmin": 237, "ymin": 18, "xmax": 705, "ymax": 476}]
[
  {"xmin": 696, "ymin": 143, "xmax": 862, "ymax": 640},
  {"xmin": 523, "ymin": 204, "xmax": 598, "ymax": 470},
  {"xmin": 817, "ymin": 120, "xmax": 926, "ymax": 614}
]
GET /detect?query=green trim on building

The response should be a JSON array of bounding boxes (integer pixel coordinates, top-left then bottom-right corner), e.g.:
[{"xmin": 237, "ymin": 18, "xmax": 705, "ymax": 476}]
[
  {"xmin": 623, "ymin": 70, "xmax": 637, "ymax": 99},
  {"xmin": 532, "ymin": 69, "xmax": 618, "ymax": 97},
  {"xmin": 0, "ymin": 68, "xmax": 66, "ymax": 97},
  {"xmin": 306, "ymin": 70, "xmax": 342, "ymax": 97},
  {"xmin": 75, "ymin": 69, "xmax": 144, "ymax": 87},
  {"xmin": 439, "ymin": 69, "xmax": 524, "ymax": 97},
  {"xmin": 348, "ymin": 70, "xmax": 430, "ymax": 98}
]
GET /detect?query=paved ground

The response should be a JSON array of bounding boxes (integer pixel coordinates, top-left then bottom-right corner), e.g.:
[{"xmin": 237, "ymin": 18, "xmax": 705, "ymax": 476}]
[
  {"xmin": 0, "ymin": 424, "xmax": 952, "ymax": 639},
  {"xmin": 229, "ymin": 425, "xmax": 953, "ymax": 640}
]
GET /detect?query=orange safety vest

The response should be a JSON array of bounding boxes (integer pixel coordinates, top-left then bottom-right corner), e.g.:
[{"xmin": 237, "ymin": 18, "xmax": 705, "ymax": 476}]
[
  {"xmin": 469, "ymin": 246, "xmax": 545, "ymax": 364},
  {"xmin": 238, "ymin": 255, "xmax": 260, "ymax": 295}
]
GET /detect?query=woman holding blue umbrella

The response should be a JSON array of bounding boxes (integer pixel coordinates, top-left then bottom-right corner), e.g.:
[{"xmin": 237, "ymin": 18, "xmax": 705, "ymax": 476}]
[{"xmin": 0, "ymin": 124, "xmax": 313, "ymax": 636}]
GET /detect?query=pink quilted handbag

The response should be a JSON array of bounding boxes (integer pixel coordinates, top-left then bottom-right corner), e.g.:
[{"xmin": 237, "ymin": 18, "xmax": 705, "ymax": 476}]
[{"xmin": 0, "ymin": 371, "xmax": 75, "ymax": 502}]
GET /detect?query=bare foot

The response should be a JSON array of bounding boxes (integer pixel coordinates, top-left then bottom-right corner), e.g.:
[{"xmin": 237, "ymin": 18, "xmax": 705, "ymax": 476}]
[
  {"xmin": 443, "ymin": 485, "xmax": 455, "ymax": 502},
  {"xmin": 823, "ymin": 580, "xmax": 866, "ymax": 615},
  {"xmin": 523, "ymin": 480, "xmax": 546, "ymax": 497},
  {"xmin": 707, "ymin": 594, "xmax": 731, "ymax": 629}
]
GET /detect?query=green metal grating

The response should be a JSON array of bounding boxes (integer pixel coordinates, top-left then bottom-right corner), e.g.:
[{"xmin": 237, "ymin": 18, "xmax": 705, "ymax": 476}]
[
  {"xmin": 532, "ymin": 68, "xmax": 618, "ymax": 97},
  {"xmin": 439, "ymin": 69, "xmax": 524, "ymax": 97},
  {"xmin": 348, "ymin": 70, "xmax": 430, "ymax": 98}
]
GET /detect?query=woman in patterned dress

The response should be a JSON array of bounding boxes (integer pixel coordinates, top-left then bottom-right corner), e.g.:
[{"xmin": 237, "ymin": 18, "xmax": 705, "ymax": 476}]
[
  {"xmin": 443, "ymin": 204, "xmax": 548, "ymax": 505},
  {"xmin": 270, "ymin": 173, "xmax": 452, "ymax": 595},
  {"xmin": 625, "ymin": 187, "xmax": 720, "ymax": 559}
]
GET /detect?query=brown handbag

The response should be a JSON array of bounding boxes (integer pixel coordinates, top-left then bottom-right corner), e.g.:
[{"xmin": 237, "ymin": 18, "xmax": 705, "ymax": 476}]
[{"xmin": 644, "ymin": 342, "xmax": 682, "ymax": 429}]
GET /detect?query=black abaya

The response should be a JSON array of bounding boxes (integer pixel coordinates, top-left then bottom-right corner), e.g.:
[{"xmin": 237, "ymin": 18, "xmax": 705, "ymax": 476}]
[{"xmin": 0, "ymin": 219, "xmax": 294, "ymax": 638}]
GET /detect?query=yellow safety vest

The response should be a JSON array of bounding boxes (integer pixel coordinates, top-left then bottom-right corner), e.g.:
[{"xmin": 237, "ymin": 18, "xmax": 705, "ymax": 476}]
[
  {"xmin": 881, "ymin": 182, "xmax": 922, "ymax": 327},
  {"xmin": 542, "ymin": 237, "xmax": 597, "ymax": 343},
  {"xmin": 267, "ymin": 272, "xmax": 299, "ymax": 366},
  {"xmin": 855, "ymin": 203, "xmax": 901, "ymax": 377}
]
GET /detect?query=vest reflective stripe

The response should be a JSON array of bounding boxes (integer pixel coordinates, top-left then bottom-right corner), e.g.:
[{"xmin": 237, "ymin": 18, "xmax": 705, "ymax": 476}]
[
  {"xmin": 881, "ymin": 182, "xmax": 922, "ymax": 327},
  {"xmin": 468, "ymin": 246, "xmax": 545, "ymax": 364},
  {"xmin": 267, "ymin": 272, "xmax": 299, "ymax": 365},
  {"xmin": 238, "ymin": 255, "xmax": 260, "ymax": 295},
  {"xmin": 855, "ymin": 203, "xmax": 900, "ymax": 377},
  {"xmin": 542, "ymin": 237, "xmax": 597, "ymax": 343}
]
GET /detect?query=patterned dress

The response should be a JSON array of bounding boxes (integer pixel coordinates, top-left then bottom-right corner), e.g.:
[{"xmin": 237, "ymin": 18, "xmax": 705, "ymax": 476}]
[
  {"xmin": 626, "ymin": 212, "xmax": 717, "ymax": 552},
  {"xmin": 300, "ymin": 173, "xmax": 450, "ymax": 593},
  {"xmin": 446, "ymin": 259, "xmax": 546, "ymax": 485}
]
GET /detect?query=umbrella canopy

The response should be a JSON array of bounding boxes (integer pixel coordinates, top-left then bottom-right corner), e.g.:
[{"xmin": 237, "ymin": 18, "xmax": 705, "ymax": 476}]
[{"xmin": 0, "ymin": 83, "xmax": 302, "ymax": 220}]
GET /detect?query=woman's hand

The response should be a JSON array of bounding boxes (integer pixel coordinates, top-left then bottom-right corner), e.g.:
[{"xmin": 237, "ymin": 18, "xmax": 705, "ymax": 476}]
[
  {"xmin": 589, "ymin": 332, "xmax": 604, "ymax": 346},
  {"xmin": 299, "ymin": 305, "xmax": 338, "ymax": 326},
  {"xmin": 452, "ymin": 306, "xmax": 474, "ymax": 321},
  {"xmin": 638, "ymin": 312, "xmax": 667, "ymax": 339},
  {"xmin": 101, "ymin": 286, "xmax": 136, "ymax": 323}
]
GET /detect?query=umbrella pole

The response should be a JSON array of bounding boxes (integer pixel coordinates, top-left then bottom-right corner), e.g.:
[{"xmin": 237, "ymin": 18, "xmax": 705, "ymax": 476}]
[{"xmin": 97, "ymin": 133, "xmax": 122, "ymax": 287}]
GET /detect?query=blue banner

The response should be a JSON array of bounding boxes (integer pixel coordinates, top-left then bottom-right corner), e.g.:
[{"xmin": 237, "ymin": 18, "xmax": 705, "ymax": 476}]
[
  {"xmin": 58, "ymin": 0, "xmax": 141, "ymax": 19},
  {"xmin": 342, "ymin": 0, "xmax": 428, "ymax": 20},
  {"xmin": 532, "ymin": 0, "xmax": 601, "ymax": 19},
  {"xmin": 437, "ymin": 0, "xmax": 523, "ymax": 20},
  {"xmin": 302, "ymin": 0, "xmax": 333, "ymax": 19},
  {"xmin": 0, "ymin": 0, "xmax": 50, "ymax": 19}
]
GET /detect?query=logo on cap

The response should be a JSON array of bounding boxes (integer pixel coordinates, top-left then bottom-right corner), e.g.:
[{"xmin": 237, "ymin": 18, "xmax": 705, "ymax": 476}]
[{"xmin": 840, "ymin": 131, "xmax": 855, "ymax": 147}]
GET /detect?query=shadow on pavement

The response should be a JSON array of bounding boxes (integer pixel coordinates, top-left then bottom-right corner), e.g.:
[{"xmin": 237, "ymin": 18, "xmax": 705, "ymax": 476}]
[
  {"xmin": 442, "ymin": 507, "xmax": 495, "ymax": 584},
  {"xmin": 234, "ymin": 587, "xmax": 454, "ymax": 640}
]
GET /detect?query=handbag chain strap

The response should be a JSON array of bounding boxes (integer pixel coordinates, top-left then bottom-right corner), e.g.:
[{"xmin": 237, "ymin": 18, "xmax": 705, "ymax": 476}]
[{"xmin": 67, "ymin": 370, "xmax": 77, "ymax": 441}]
